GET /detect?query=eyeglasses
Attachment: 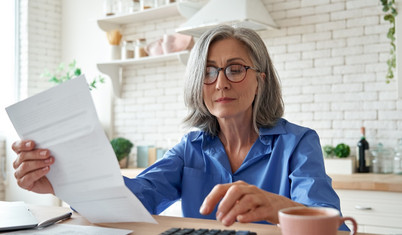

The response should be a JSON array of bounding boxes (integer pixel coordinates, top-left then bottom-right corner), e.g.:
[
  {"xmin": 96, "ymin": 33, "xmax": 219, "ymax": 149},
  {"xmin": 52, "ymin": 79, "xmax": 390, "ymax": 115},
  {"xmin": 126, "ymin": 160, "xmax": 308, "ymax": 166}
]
[{"xmin": 204, "ymin": 64, "xmax": 260, "ymax": 85}]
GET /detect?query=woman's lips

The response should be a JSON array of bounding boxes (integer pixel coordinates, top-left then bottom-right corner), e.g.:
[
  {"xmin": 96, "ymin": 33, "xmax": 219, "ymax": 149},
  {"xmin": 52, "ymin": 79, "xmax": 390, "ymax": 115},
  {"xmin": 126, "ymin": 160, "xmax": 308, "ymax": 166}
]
[{"xmin": 215, "ymin": 97, "xmax": 236, "ymax": 103}]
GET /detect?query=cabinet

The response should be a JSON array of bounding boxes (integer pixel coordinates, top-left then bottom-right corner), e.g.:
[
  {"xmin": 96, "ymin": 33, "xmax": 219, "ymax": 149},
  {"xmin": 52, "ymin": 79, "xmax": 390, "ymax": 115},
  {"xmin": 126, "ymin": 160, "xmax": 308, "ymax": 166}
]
[
  {"xmin": 96, "ymin": 1, "xmax": 205, "ymax": 97},
  {"xmin": 336, "ymin": 189, "xmax": 402, "ymax": 234}
]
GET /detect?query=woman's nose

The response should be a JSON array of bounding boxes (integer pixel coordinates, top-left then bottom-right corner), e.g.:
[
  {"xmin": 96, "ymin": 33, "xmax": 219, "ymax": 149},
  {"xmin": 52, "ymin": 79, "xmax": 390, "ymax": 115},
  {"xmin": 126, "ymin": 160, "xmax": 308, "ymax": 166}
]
[{"xmin": 215, "ymin": 70, "xmax": 230, "ymax": 90}]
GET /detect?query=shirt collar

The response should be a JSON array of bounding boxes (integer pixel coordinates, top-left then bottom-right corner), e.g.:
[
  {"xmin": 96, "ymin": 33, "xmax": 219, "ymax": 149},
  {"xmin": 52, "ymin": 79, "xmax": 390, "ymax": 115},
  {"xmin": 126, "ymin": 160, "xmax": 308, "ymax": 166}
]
[
  {"xmin": 190, "ymin": 118, "xmax": 288, "ymax": 145},
  {"xmin": 258, "ymin": 118, "xmax": 287, "ymax": 145}
]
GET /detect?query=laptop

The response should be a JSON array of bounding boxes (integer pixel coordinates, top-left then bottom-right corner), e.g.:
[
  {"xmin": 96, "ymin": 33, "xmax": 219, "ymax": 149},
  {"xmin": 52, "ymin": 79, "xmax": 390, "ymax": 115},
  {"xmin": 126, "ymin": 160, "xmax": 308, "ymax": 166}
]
[{"xmin": 0, "ymin": 201, "xmax": 38, "ymax": 232}]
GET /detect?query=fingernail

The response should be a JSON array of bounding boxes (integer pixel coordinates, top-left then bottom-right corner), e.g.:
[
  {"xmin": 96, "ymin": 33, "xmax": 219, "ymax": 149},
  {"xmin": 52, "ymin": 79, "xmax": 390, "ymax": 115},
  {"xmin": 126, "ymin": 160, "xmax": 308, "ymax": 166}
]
[
  {"xmin": 44, "ymin": 158, "xmax": 52, "ymax": 164},
  {"xmin": 25, "ymin": 142, "xmax": 31, "ymax": 148},
  {"xmin": 199, "ymin": 204, "xmax": 206, "ymax": 214},
  {"xmin": 42, "ymin": 166, "xmax": 49, "ymax": 171},
  {"xmin": 40, "ymin": 150, "xmax": 47, "ymax": 156}
]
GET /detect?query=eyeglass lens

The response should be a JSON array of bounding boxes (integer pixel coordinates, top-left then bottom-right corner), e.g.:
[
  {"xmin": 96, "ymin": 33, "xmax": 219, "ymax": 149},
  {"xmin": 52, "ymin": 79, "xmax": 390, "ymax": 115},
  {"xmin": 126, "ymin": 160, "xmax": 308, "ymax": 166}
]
[{"xmin": 205, "ymin": 65, "xmax": 247, "ymax": 84}]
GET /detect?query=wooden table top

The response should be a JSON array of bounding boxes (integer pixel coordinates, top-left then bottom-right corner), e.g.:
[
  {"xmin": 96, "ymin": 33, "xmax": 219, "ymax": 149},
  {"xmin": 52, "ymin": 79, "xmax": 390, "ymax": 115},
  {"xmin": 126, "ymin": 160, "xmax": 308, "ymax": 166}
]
[{"xmin": 28, "ymin": 205, "xmax": 377, "ymax": 235}]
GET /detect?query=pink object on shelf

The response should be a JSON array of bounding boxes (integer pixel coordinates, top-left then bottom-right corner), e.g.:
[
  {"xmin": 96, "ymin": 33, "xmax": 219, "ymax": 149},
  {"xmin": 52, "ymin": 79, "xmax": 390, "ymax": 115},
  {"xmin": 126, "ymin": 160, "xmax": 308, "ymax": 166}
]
[
  {"xmin": 161, "ymin": 33, "xmax": 194, "ymax": 54},
  {"xmin": 145, "ymin": 33, "xmax": 194, "ymax": 56},
  {"xmin": 145, "ymin": 39, "xmax": 163, "ymax": 56}
]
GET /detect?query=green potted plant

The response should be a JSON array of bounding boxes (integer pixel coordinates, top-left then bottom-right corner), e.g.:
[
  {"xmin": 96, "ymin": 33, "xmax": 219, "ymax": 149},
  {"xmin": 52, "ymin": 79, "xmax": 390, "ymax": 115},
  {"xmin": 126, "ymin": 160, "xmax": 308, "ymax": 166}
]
[
  {"xmin": 333, "ymin": 143, "xmax": 351, "ymax": 158},
  {"xmin": 110, "ymin": 137, "xmax": 134, "ymax": 168},
  {"xmin": 323, "ymin": 145, "xmax": 335, "ymax": 158},
  {"xmin": 41, "ymin": 59, "xmax": 105, "ymax": 89},
  {"xmin": 323, "ymin": 143, "xmax": 354, "ymax": 174}
]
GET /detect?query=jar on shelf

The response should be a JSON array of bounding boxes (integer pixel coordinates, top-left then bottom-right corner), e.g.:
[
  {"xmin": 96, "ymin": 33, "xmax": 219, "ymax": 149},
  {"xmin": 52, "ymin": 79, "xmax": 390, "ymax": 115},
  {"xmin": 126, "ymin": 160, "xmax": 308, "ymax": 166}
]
[
  {"xmin": 394, "ymin": 138, "xmax": 402, "ymax": 174},
  {"xmin": 130, "ymin": 0, "xmax": 140, "ymax": 12},
  {"xmin": 103, "ymin": 0, "xmax": 115, "ymax": 16},
  {"xmin": 371, "ymin": 143, "xmax": 394, "ymax": 174},
  {"xmin": 135, "ymin": 38, "xmax": 148, "ymax": 58},
  {"xmin": 122, "ymin": 40, "xmax": 135, "ymax": 59},
  {"xmin": 141, "ymin": 0, "xmax": 155, "ymax": 10},
  {"xmin": 117, "ymin": 0, "xmax": 132, "ymax": 14}
]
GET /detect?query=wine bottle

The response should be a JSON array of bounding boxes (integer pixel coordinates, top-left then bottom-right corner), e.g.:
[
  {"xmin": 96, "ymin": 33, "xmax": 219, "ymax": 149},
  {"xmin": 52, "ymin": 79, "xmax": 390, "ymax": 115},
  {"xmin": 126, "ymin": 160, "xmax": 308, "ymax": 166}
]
[{"xmin": 357, "ymin": 127, "xmax": 370, "ymax": 173}]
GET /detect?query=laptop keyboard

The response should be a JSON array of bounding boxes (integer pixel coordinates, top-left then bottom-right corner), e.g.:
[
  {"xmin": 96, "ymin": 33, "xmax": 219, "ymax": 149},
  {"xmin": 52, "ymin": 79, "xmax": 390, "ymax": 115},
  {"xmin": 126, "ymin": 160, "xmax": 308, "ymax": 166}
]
[{"xmin": 160, "ymin": 227, "xmax": 257, "ymax": 235}]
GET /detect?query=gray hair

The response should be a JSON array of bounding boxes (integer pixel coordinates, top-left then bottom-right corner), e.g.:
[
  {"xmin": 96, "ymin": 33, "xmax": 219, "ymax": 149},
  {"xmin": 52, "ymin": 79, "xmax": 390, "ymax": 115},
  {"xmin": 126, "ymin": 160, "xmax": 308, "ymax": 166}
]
[{"xmin": 183, "ymin": 25, "xmax": 284, "ymax": 136}]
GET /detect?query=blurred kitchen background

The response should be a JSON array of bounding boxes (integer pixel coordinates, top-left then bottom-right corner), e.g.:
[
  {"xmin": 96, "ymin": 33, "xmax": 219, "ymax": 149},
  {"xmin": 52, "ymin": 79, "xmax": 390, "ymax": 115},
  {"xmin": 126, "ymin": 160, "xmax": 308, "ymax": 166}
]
[{"xmin": 0, "ymin": 0, "xmax": 401, "ymax": 233}]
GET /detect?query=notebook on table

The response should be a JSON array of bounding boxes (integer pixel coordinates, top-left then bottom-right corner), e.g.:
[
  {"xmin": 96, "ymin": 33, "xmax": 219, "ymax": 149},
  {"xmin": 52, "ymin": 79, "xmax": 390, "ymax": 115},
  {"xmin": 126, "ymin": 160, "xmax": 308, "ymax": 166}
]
[{"xmin": 0, "ymin": 201, "xmax": 38, "ymax": 232}]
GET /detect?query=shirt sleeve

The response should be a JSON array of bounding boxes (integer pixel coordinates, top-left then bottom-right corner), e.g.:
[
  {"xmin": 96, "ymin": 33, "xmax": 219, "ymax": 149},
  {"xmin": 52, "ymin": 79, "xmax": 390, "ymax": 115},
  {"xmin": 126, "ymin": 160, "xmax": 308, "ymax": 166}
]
[
  {"xmin": 123, "ymin": 140, "xmax": 186, "ymax": 214},
  {"xmin": 288, "ymin": 129, "xmax": 350, "ymax": 231}
]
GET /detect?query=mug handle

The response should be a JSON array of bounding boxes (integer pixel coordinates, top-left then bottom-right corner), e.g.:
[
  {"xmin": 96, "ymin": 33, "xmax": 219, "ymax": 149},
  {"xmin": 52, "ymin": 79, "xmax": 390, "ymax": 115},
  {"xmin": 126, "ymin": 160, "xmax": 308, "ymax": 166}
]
[{"xmin": 340, "ymin": 217, "xmax": 358, "ymax": 235}]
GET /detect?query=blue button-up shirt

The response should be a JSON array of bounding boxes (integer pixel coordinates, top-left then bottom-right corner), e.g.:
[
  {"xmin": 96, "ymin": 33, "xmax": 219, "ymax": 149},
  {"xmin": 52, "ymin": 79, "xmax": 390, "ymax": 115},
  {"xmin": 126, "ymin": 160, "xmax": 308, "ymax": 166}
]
[{"xmin": 124, "ymin": 118, "xmax": 349, "ymax": 231}]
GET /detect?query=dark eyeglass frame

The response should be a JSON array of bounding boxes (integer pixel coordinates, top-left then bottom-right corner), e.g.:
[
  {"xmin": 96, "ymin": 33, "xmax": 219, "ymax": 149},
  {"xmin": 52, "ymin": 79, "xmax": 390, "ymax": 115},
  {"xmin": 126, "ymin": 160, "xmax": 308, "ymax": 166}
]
[{"xmin": 204, "ymin": 64, "xmax": 260, "ymax": 85}]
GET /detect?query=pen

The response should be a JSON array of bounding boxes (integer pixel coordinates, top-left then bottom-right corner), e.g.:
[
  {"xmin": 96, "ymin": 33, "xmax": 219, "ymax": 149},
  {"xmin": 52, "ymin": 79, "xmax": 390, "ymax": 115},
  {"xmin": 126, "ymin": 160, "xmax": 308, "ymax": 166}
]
[{"xmin": 37, "ymin": 212, "xmax": 72, "ymax": 229}]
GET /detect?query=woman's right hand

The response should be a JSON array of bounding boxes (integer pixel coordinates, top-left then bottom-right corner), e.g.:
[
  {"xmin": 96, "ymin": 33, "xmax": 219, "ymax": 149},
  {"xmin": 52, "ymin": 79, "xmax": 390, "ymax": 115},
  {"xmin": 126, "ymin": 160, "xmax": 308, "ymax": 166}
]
[{"xmin": 12, "ymin": 140, "xmax": 55, "ymax": 195}]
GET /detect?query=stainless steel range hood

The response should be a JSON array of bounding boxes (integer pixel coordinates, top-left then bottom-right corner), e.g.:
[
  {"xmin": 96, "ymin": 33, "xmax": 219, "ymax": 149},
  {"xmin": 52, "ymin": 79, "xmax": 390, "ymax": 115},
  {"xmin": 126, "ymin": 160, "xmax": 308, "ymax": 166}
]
[{"xmin": 176, "ymin": 0, "xmax": 278, "ymax": 37}]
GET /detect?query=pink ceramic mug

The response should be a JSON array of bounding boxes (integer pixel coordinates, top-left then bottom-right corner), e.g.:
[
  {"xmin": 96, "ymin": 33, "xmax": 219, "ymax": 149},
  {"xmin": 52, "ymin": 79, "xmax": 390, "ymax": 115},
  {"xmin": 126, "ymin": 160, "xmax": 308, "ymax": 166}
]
[{"xmin": 278, "ymin": 207, "xmax": 357, "ymax": 235}]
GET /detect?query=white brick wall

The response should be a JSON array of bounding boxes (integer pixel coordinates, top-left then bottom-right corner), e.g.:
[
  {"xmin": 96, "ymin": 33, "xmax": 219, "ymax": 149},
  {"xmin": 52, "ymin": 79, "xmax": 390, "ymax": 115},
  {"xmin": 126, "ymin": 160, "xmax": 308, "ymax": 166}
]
[
  {"xmin": 22, "ymin": 0, "xmax": 402, "ymax": 166},
  {"xmin": 19, "ymin": 0, "xmax": 61, "ymax": 99},
  {"xmin": 113, "ymin": 0, "xmax": 402, "ymax": 162}
]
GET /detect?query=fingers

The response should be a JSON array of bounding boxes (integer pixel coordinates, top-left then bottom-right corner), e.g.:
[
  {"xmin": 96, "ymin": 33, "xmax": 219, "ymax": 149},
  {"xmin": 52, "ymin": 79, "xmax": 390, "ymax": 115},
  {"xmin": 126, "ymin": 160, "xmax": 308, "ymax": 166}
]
[
  {"xmin": 199, "ymin": 181, "xmax": 249, "ymax": 216},
  {"xmin": 217, "ymin": 184, "xmax": 261, "ymax": 226},
  {"xmin": 12, "ymin": 140, "xmax": 36, "ymax": 153},
  {"xmin": 201, "ymin": 181, "xmax": 270, "ymax": 226},
  {"xmin": 14, "ymin": 156, "xmax": 54, "ymax": 179},
  {"xmin": 16, "ymin": 165, "xmax": 51, "ymax": 191},
  {"xmin": 11, "ymin": 140, "xmax": 55, "ymax": 195},
  {"xmin": 236, "ymin": 206, "xmax": 269, "ymax": 223},
  {"xmin": 13, "ymin": 149, "xmax": 51, "ymax": 169},
  {"xmin": 200, "ymin": 183, "xmax": 232, "ymax": 215}
]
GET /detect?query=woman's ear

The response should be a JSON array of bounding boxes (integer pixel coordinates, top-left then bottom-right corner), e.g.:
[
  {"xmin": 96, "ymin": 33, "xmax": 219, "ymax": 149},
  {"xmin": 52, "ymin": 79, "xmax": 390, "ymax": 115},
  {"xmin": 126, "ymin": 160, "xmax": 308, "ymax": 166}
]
[{"xmin": 260, "ymin": 72, "xmax": 266, "ymax": 80}]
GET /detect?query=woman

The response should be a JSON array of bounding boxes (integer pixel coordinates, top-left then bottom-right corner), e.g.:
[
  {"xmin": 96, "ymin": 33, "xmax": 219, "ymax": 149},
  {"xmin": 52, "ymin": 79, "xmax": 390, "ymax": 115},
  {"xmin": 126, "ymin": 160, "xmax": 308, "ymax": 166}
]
[{"xmin": 12, "ymin": 25, "xmax": 348, "ymax": 230}]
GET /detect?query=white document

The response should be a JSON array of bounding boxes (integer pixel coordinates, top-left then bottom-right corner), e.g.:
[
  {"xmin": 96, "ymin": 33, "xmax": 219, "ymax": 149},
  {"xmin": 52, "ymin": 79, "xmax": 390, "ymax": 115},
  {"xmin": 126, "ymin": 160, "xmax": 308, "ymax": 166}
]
[{"xmin": 6, "ymin": 75, "xmax": 156, "ymax": 224}]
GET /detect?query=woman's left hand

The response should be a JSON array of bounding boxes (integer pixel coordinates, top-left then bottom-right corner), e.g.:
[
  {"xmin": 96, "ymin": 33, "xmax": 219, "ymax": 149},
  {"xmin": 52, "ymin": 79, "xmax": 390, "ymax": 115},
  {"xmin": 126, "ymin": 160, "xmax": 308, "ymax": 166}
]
[{"xmin": 199, "ymin": 180, "xmax": 303, "ymax": 226}]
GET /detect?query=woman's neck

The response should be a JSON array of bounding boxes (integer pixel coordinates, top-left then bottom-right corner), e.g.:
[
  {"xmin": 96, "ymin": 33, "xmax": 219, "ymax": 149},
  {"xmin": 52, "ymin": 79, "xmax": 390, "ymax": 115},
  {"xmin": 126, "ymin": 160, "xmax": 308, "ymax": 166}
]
[{"xmin": 217, "ymin": 113, "xmax": 258, "ymax": 172}]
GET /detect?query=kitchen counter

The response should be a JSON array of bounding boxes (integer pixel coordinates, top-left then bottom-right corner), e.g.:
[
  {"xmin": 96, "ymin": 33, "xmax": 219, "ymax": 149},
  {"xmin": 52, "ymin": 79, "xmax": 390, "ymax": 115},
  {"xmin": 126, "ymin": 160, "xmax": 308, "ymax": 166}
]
[
  {"xmin": 122, "ymin": 169, "xmax": 402, "ymax": 193},
  {"xmin": 329, "ymin": 173, "xmax": 402, "ymax": 192}
]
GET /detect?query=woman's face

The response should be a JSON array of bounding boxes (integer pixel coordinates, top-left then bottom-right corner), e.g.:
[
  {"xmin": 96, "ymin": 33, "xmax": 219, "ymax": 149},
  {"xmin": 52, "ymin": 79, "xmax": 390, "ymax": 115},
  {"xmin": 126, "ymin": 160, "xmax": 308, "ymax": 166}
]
[{"xmin": 203, "ymin": 38, "xmax": 259, "ymax": 122}]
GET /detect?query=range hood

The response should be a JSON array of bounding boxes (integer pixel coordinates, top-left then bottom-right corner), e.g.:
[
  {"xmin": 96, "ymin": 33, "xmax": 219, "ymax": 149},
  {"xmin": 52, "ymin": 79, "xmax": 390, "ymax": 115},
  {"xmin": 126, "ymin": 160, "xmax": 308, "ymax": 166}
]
[{"xmin": 176, "ymin": 0, "xmax": 278, "ymax": 37}]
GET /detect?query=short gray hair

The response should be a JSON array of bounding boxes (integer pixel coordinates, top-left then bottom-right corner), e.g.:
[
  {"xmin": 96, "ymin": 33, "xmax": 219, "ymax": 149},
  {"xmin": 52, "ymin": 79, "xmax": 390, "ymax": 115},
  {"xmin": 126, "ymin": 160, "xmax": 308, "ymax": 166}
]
[{"xmin": 183, "ymin": 25, "xmax": 284, "ymax": 136}]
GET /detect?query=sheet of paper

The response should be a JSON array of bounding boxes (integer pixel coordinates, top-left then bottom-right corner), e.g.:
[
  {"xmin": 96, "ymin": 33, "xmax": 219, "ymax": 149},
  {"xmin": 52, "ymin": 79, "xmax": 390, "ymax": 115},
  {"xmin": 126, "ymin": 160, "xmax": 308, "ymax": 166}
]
[
  {"xmin": 6, "ymin": 76, "xmax": 156, "ymax": 224},
  {"xmin": 4, "ymin": 224, "xmax": 132, "ymax": 235}
]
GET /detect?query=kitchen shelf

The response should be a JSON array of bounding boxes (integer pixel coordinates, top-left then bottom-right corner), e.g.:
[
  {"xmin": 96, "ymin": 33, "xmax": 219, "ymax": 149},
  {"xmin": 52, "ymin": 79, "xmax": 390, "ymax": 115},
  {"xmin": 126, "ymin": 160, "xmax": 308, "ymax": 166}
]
[
  {"xmin": 96, "ymin": 1, "xmax": 205, "ymax": 97},
  {"xmin": 97, "ymin": 50, "xmax": 190, "ymax": 97},
  {"xmin": 97, "ymin": 2, "xmax": 205, "ymax": 32}
]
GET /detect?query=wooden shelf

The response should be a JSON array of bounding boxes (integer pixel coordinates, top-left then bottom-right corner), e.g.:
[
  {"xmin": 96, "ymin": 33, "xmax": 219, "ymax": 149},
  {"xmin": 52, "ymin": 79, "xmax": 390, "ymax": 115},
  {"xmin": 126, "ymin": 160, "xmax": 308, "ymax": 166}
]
[
  {"xmin": 97, "ymin": 50, "xmax": 190, "ymax": 97},
  {"xmin": 97, "ymin": 2, "xmax": 204, "ymax": 32}
]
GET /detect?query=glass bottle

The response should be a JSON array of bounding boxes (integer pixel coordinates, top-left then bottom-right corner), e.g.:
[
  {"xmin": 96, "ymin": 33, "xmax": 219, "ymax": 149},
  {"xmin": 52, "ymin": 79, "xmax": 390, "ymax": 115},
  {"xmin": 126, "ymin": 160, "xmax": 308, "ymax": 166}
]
[
  {"xmin": 394, "ymin": 138, "xmax": 402, "ymax": 174},
  {"xmin": 381, "ymin": 147, "xmax": 394, "ymax": 174},
  {"xmin": 135, "ymin": 38, "xmax": 148, "ymax": 59},
  {"xmin": 357, "ymin": 127, "xmax": 370, "ymax": 173}
]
